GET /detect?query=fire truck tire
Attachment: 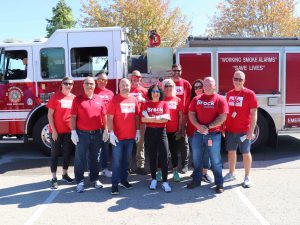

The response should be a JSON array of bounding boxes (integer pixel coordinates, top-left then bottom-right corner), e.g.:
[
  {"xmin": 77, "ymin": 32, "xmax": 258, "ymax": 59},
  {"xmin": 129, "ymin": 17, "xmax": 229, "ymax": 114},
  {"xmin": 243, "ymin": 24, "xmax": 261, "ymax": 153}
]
[
  {"xmin": 33, "ymin": 115, "xmax": 51, "ymax": 156},
  {"xmin": 251, "ymin": 113, "xmax": 269, "ymax": 150}
]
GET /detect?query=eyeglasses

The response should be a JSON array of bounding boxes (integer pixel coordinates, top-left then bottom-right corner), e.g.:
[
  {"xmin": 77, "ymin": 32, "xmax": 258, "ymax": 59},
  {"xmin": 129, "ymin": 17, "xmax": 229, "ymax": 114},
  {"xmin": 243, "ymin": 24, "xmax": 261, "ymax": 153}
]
[
  {"xmin": 164, "ymin": 85, "xmax": 174, "ymax": 88},
  {"xmin": 84, "ymin": 82, "xmax": 95, "ymax": 86},
  {"xmin": 151, "ymin": 90, "xmax": 160, "ymax": 93},
  {"xmin": 194, "ymin": 85, "xmax": 203, "ymax": 90},
  {"xmin": 233, "ymin": 77, "xmax": 244, "ymax": 82},
  {"xmin": 63, "ymin": 82, "xmax": 74, "ymax": 86},
  {"xmin": 172, "ymin": 70, "xmax": 181, "ymax": 73}
]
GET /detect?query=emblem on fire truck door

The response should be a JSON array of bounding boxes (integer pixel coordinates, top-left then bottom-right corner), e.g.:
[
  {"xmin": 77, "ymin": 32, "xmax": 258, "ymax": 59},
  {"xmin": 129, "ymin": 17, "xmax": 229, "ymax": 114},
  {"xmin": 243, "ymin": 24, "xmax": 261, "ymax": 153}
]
[{"xmin": 6, "ymin": 87, "xmax": 24, "ymax": 104}]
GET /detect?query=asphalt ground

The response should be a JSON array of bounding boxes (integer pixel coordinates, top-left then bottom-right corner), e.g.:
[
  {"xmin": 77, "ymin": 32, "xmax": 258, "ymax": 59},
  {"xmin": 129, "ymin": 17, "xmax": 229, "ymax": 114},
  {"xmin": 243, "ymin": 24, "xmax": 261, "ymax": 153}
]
[{"xmin": 0, "ymin": 134, "xmax": 300, "ymax": 225}]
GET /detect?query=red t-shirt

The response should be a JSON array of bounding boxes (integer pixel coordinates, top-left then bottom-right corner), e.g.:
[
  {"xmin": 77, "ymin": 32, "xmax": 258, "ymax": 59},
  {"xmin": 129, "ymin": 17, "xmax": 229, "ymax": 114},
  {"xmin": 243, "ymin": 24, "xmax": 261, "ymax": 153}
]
[
  {"xmin": 174, "ymin": 78, "xmax": 192, "ymax": 114},
  {"xmin": 107, "ymin": 95, "xmax": 140, "ymax": 140},
  {"xmin": 141, "ymin": 100, "xmax": 170, "ymax": 128},
  {"xmin": 94, "ymin": 87, "xmax": 114, "ymax": 110},
  {"xmin": 189, "ymin": 93, "xmax": 229, "ymax": 132},
  {"xmin": 71, "ymin": 94, "xmax": 106, "ymax": 131},
  {"xmin": 130, "ymin": 85, "xmax": 148, "ymax": 103},
  {"xmin": 47, "ymin": 92, "xmax": 75, "ymax": 133},
  {"xmin": 225, "ymin": 88, "xmax": 258, "ymax": 133},
  {"xmin": 165, "ymin": 96, "xmax": 183, "ymax": 133}
]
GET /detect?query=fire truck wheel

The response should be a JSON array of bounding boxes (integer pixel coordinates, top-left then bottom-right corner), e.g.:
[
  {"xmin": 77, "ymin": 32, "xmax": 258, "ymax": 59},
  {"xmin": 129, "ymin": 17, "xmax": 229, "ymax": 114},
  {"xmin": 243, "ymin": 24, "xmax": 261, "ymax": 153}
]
[
  {"xmin": 251, "ymin": 113, "xmax": 269, "ymax": 150},
  {"xmin": 33, "ymin": 115, "xmax": 51, "ymax": 156}
]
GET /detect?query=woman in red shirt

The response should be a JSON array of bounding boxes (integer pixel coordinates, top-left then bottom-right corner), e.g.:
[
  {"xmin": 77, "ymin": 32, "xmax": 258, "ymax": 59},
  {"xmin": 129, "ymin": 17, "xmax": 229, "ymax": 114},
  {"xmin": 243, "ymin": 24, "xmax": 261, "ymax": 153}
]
[
  {"xmin": 47, "ymin": 77, "xmax": 76, "ymax": 189},
  {"xmin": 161, "ymin": 79, "xmax": 183, "ymax": 182},
  {"xmin": 141, "ymin": 84, "xmax": 171, "ymax": 192},
  {"xmin": 187, "ymin": 79, "xmax": 213, "ymax": 183}
]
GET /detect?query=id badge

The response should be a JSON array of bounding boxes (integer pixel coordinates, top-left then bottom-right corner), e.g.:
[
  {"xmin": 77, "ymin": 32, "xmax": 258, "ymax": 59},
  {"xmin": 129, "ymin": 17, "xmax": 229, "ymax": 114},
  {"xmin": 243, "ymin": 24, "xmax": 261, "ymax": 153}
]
[
  {"xmin": 208, "ymin": 139, "xmax": 213, "ymax": 146},
  {"xmin": 232, "ymin": 111, "xmax": 237, "ymax": 118}
]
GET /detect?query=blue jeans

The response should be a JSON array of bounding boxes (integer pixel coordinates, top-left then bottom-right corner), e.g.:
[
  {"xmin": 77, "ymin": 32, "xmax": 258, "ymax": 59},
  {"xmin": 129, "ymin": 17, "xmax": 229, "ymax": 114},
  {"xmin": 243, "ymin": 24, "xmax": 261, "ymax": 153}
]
[
  {"xmin": 74, "ymin": 130, "xmax": 102, "ymax": 184},
  {"xmin": 191, "ymin": 132, "xmax": 223, "ymax": 186},
  {"xmin": 188, "ymin": 137, "xmax": 211, "ymax": 170},
  {"xmin": 100, "ymin": 140, "xmax": 110, "ymax": 169},
  {"xmin": 112, "ymin": 139, "xmax": 134, "ymax": 187}
]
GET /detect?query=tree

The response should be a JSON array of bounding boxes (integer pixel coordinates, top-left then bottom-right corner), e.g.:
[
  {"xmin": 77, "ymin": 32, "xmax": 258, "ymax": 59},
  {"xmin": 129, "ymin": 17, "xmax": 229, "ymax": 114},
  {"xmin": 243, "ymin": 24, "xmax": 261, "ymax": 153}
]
[
  {"xmin": 80, "ymin": 0, "xmax": 191, "ymax": 54},
  {"xmin": 46, "ymin": 0, "xmax": 76, "ymax": 37},
  {"xmin": 207, "ymin": 0, "xmax": 300, "ymax": 37}
]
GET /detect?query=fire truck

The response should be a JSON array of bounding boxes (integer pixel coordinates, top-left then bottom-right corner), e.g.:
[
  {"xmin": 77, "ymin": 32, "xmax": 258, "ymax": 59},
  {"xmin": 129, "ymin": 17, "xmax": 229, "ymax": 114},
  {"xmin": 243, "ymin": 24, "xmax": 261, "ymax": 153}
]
[
  {"xmin": 1, "ymin": 27, "xmax": 300, "ymax": 155},
  {"xmin": 0, "ymin": 27, "xmax": 129, "ymax": 155}
]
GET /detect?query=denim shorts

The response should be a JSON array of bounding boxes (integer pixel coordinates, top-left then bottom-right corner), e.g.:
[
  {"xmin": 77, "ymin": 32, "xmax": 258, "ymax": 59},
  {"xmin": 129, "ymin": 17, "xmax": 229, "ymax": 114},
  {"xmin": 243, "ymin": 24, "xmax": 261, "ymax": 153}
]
[{"xmin": 225, "ymin": 132, "xmax": 251, "ymax": 153}]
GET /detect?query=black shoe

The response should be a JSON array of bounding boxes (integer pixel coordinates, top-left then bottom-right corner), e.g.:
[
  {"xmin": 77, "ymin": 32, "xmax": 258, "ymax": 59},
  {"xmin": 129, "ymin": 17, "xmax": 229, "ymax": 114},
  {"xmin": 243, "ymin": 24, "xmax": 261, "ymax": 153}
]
[
  {"xmin": 62, "ymin": 174, "xmax": 74, "ymax": 183},
  {"xmin": 186, "ymin": 181, "xmax": 200, "ymax": 189},
  {"xmin": 135, "ymin": 167, "xmax": 147, "ymax": 175},
  {"xmin": 111, "ymin": 186, "xmax": 119, "ymax": 195},
  {"xmin": 119, "ymin": 181, "xmax": 133, "ymax": 190},
  {"xmin": 216, "ymin": 185, "xmax": 224, "ymax": 194},
  {"xmin": 127, "ymin": 168, "xmax": 135, "ymax": 175},
  {"xmin": 50, "ymin": 178, "xmax": 58, "ymax": 189}
]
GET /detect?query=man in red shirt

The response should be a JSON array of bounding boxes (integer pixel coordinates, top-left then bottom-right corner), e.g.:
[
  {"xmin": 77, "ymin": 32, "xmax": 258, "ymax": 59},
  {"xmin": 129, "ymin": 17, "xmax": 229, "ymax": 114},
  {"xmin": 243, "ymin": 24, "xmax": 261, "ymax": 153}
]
[
  {"xmin": 107, "ymin": 78, "xmax": 140, "ymax": 195},
  {"xmin": 223, "ymin": 71, "xmax": 258, "ymax": 188},
  {"xmin": 94, "ymin": 72, "xmax": 114, "ymax": 178},
  {"xmin": 70, "ymin": 77, "xmax": 109, "ymax": 193},
  {"xmin": 188, "ymin": 77, "xmax": 228, "ymax": 193},
  {"xmin": 171, "ymin": 64, "xmax": 192, "ymax": 173},
  {"xmin": 47, "ymin": 77, "xmax": 75, "ymax": 189},
  {"xmin": 129, "ymin": 70, "xmax": 148, "ymax": 175}
]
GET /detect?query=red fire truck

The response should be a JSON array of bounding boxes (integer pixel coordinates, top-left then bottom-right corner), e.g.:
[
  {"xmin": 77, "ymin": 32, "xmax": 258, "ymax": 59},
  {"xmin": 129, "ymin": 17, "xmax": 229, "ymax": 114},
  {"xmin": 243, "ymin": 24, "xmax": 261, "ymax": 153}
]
[
  {"xmin": 1, "ymin": 27, "xmax": 300, "ymax": 155},
  {"xmin": 0, "ymin": 27, "xmax": 129, "ymax": 155}
]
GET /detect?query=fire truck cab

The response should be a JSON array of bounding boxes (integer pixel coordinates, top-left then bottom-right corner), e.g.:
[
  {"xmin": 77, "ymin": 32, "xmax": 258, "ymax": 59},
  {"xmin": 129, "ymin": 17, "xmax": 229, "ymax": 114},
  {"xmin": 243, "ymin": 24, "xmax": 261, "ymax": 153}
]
[{"xmin": 0, "ymin": 27, "xmax": 129, "ymax": 155}]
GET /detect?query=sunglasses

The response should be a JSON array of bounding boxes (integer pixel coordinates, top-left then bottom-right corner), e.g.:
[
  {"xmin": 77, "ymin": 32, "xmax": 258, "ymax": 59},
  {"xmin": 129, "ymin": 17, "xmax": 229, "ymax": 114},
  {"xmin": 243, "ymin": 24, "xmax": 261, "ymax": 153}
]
[
  {"xmin": 194, "ymin": 85, "xmax": 203, "ymax": 90},
  {"xmin": 164, "ymin": 85, "xmax": 174, "ymax": 88},
  {"xmin": 151, "ymin": 90, "xmax": 160, "ymax": 93},
  {"xmin": 233, "ymin": 77, "xmax": 244, "ymax": 82},
  {"xmin": 97, "ymin": 78, "xmax": 108, "ymax": 82},
  {"xmin": 172, "ymin": 70, "xmax": 181, "ymax": 73},
  {"xmin": 84, "ymin": 82, "xmax": 95, "ymax": 86},
  {"xmin": 131, "ymin": 75, "xmax": 141, "ymax": 79},
  {"xmin": 63, "ymin": 82, "xmax": 74, "ymax": 86}
]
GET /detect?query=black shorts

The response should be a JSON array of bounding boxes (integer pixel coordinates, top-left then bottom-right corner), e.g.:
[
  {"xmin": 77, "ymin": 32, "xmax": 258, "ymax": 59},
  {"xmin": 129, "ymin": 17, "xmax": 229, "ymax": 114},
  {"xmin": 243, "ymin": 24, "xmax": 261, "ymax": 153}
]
[{"xmin": 225, "ymin": 132, "xmax": 251, "ymax": 153}]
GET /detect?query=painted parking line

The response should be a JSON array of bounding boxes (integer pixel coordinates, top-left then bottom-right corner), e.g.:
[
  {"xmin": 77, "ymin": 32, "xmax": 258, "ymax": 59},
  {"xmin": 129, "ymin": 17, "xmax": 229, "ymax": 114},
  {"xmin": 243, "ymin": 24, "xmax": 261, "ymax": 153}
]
[
  {"xmin": 234, "ymin": 187, "xmax": 271, "ymax": 225},
  {"xmin": 23, "ymin": 190, "xmax": 60, "ymax": 225}
]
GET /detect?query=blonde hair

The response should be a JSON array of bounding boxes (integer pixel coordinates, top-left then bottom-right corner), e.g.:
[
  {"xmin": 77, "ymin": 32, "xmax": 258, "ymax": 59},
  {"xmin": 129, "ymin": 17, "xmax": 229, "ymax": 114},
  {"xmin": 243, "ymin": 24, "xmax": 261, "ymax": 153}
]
[{"xmin": 162, "ymin": 78, "xmax": 176, "ymax": 97}]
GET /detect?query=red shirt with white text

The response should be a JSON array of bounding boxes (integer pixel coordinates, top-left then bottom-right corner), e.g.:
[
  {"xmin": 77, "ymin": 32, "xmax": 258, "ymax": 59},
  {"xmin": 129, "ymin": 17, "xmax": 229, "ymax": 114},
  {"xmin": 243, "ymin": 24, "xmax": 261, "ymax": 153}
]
[
  {"xmin": 165, "ymin": 96, "xmax": 183, "ymax": 132},
  {"xmin": 189, "ymin": 93, "xmax": 228, "ymax": 132},
  {"xmin": 107, "ymin": 95, "xmax": 140, "ymax": 140},
  {"xmin": 141, "ymin": 100, "xmax": 170, "ymax": 128},
  {"xmin": 226, "ymin": 88, "xmax": 258, "ymax": 133},
  {"xmin": 47, "ymin": 92, "xmax": 75, "ymax": 133}
]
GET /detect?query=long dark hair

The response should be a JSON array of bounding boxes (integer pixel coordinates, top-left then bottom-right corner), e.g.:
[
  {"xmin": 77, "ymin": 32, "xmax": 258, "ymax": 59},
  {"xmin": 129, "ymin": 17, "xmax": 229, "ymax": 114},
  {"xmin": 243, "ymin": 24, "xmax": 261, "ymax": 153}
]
[
  {"xmin": 190, "ymin": 79, "xmax": 204, "ymax": 100},
  {"xmin": 147, "ymin": 84, "xmax": 164, "ymax": 101}
]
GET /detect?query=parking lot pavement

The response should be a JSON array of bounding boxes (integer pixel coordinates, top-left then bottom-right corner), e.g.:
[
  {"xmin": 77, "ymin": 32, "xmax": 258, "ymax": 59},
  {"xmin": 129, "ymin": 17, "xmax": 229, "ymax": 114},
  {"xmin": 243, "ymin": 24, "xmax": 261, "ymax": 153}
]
[{"xmin": 0, "ymin": 134, "xmax": 300, "ymax": 225}]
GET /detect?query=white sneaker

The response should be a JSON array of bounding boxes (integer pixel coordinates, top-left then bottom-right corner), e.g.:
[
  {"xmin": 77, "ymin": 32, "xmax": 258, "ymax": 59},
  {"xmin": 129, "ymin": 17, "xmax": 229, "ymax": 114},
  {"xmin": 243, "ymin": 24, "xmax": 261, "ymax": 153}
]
[
  {"xmin": 149, "ymin": 179, "xmax": 157, "ymax": 190},
  {"xmin": 223, "ymin": 173, "xmax": 236, "ymax": 182},
  {"xmin": 76, "ymin": 181, "xmax": 85, "ymax": 193},
  {"xmin": 243, "ymin": 176, "xmax": 251, "ymax": 188},
  {"xmin": 93, "ymin": 180, "xmax": 103, "ymax": 189},
  {"xmin": 102, "ymin": 168, "xmax": 112, "ymax": 178},
  {"xmin": 161, "ymin": 182, "xmax": 171, "ymax": 193}
]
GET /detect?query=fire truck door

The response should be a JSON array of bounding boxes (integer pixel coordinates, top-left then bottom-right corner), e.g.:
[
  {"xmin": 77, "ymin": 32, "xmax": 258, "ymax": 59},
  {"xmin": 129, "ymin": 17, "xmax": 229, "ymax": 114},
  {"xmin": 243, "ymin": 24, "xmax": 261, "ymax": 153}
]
[
  {"xmin": 0, "ymin": 46, "xmax": 36, "ymax": 135},
  {"xmin": 285, "ymin": 53, "xmax": 300, "ymax": 128}
]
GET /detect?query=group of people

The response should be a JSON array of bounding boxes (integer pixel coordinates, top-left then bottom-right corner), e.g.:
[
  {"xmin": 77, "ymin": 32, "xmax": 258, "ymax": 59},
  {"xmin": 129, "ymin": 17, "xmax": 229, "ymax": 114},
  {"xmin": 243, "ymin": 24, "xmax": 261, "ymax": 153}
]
[{"xmin": 47, "ymin": 64, "xmax": 258, "ymax": 195}]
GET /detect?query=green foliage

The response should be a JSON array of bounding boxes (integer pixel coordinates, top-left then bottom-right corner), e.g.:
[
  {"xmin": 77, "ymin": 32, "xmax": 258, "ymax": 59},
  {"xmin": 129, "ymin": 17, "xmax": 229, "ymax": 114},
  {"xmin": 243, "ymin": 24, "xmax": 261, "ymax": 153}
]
[
  {"xmin": 207, "ymin": 0, "xmax": 300, "ymax": 37},
  {"xmin": 46, "ymin": 0, "xmax": 76, "ymax": 38},
  {"xmin": 80, "ymin": 0, "xmax": 191, "ymax": 54}
]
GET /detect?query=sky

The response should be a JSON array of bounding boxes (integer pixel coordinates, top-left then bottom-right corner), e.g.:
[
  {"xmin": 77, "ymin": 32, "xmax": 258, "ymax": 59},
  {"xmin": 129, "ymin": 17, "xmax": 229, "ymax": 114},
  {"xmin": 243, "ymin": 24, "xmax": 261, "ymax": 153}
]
[{"xmin": 0, "ymin": 0, "xmax": 221, "ymax": 42}]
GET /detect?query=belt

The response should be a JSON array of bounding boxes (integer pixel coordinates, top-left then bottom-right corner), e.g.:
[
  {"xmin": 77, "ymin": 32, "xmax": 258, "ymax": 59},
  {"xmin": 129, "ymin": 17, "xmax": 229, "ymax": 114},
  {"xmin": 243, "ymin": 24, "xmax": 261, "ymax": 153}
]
[
  {"xmin": 208, "ymin": 131, "xmax": 221, "ymax": 135},
  {"xmin": 78, "ymin": 129, "xmax": 101, "ymax": 134}
]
